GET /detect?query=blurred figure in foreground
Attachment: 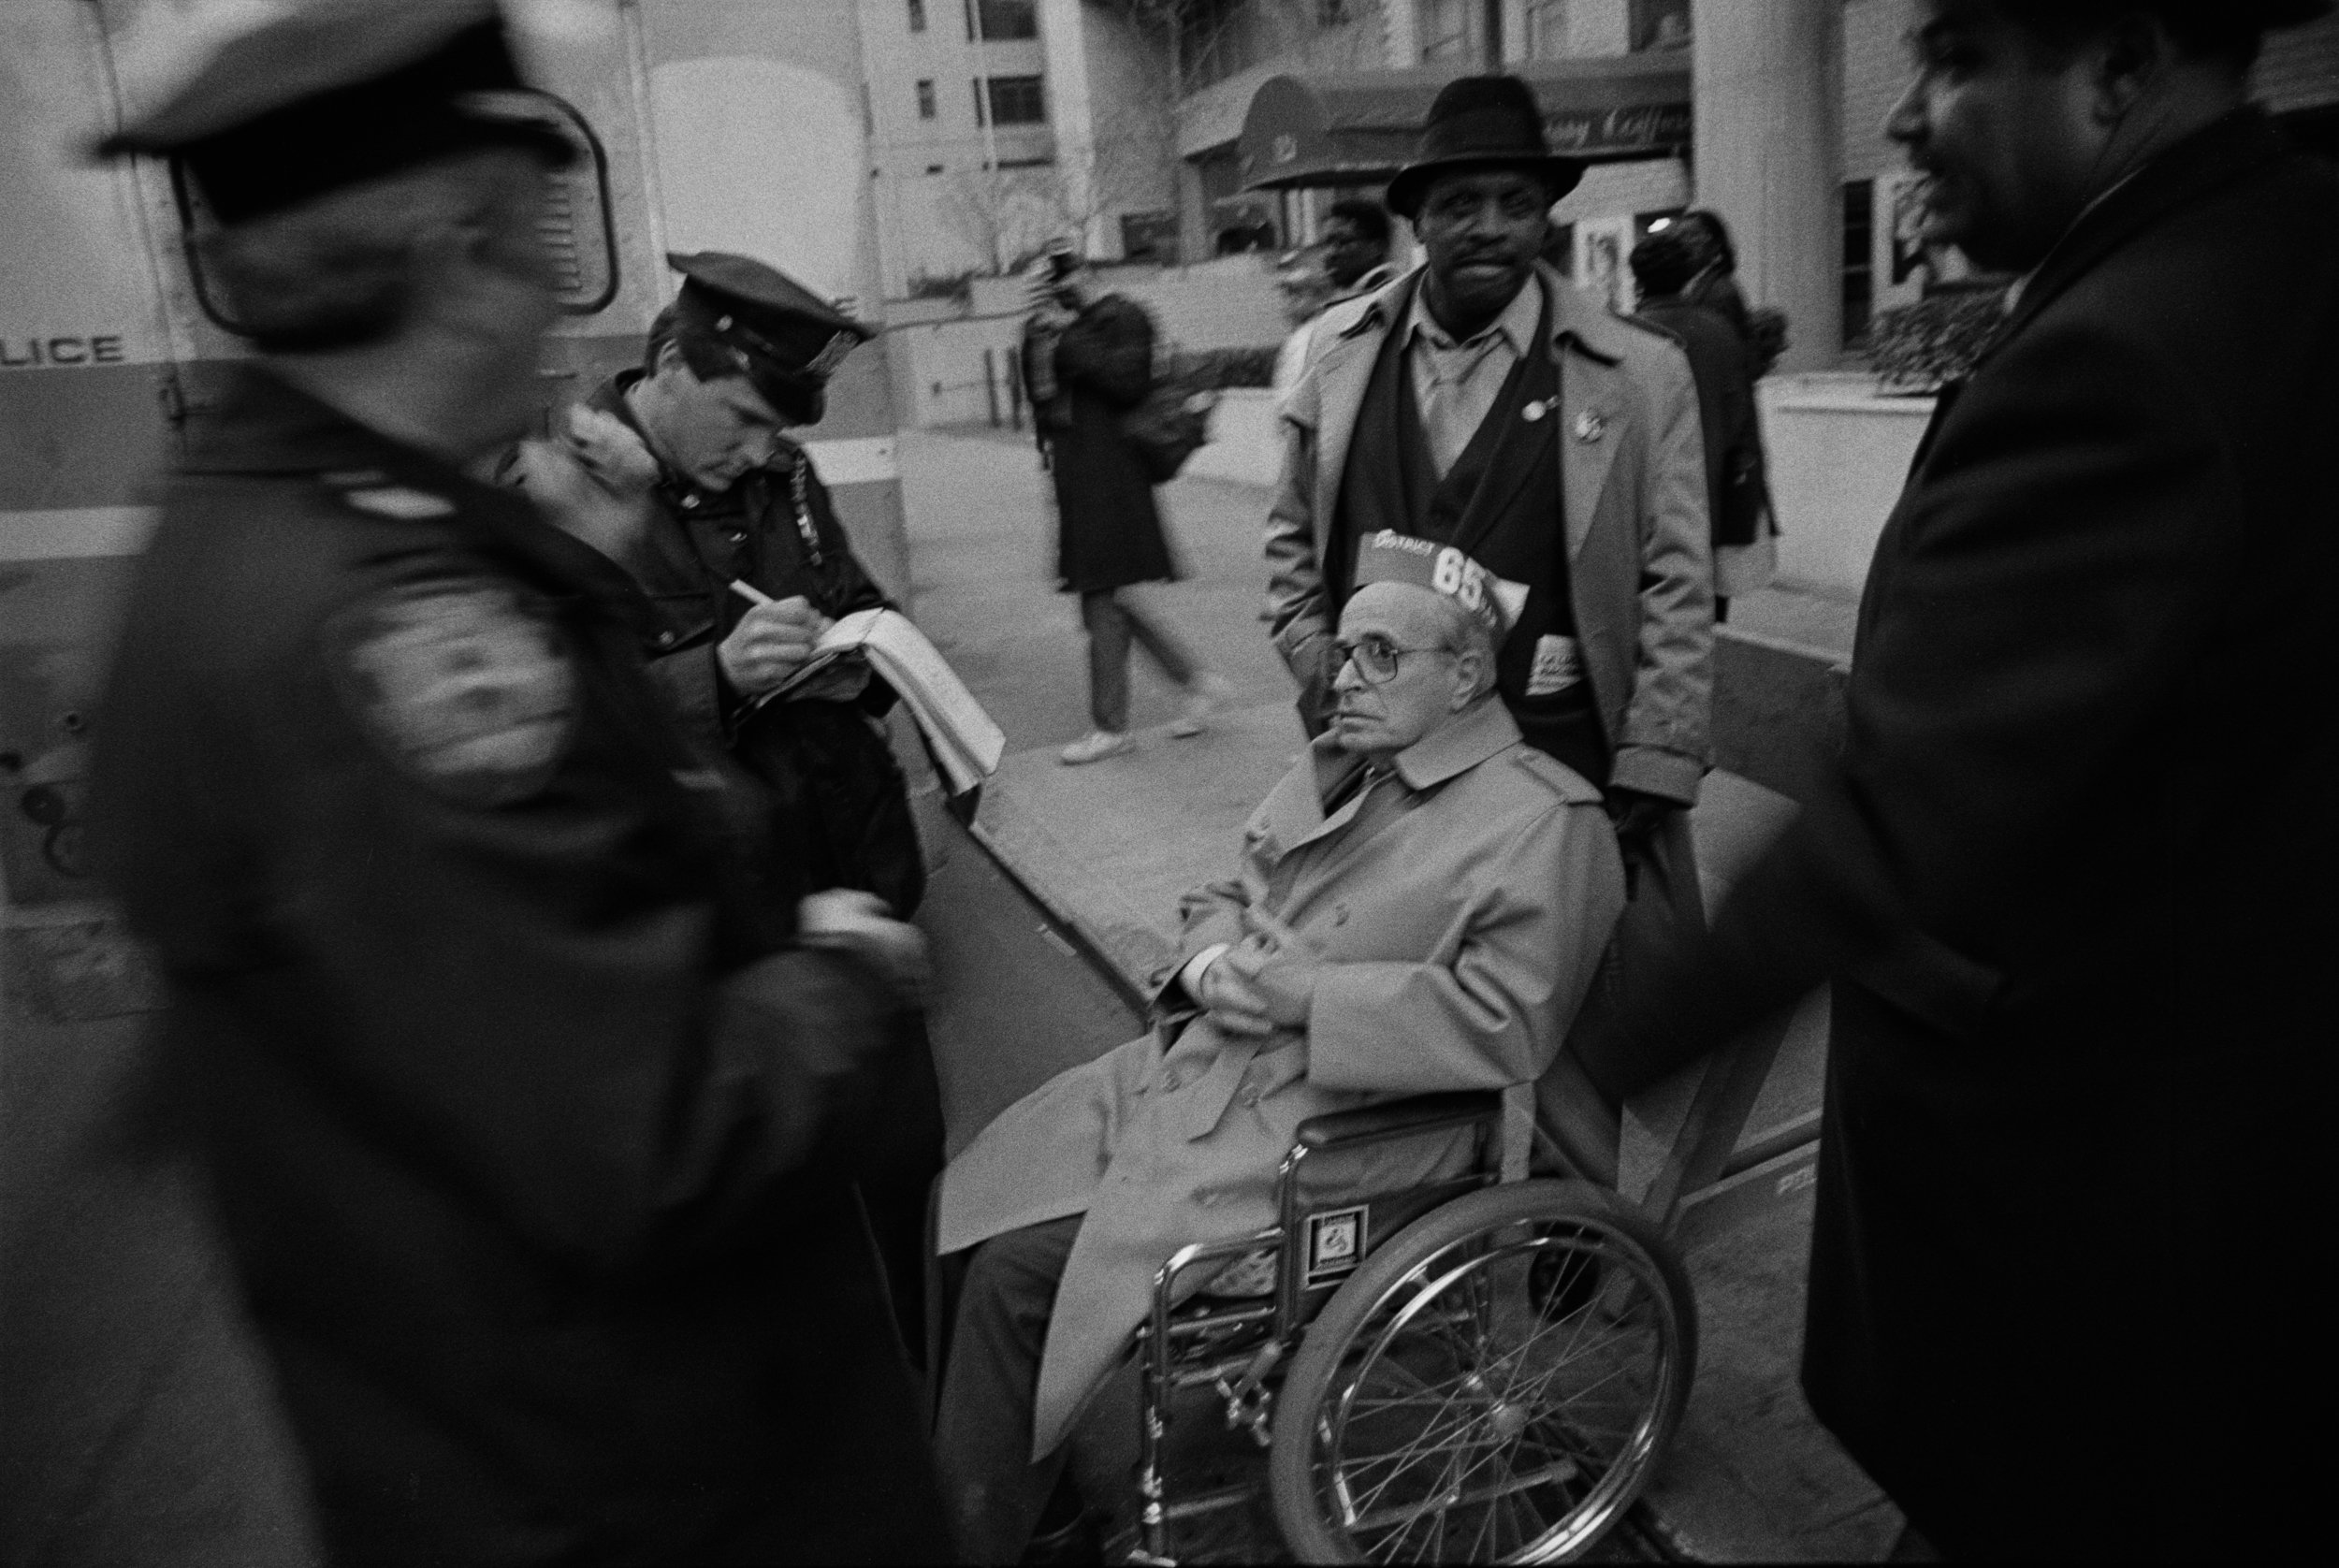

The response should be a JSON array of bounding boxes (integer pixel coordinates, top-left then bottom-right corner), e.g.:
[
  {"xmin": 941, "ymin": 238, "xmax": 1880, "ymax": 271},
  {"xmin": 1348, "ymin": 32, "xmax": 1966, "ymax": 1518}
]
[
  {"xmin": 1631, "ymin": 227, "xmax": 1777, "ymax": 618},
  {"xmin": 1578, "ymin": 0, "xmax": 2336, "ymax": 1555},
  {"xmin": 86, "ymin": 3, "xmax": 950, "ymax": 1561},
  {"xmin": 1024, "ymin": 247, "xmax": 1231, "ymax": 765},
  {"xmin": 505, "ymin": 251, "xmax": 945, "ymax": 1363}
]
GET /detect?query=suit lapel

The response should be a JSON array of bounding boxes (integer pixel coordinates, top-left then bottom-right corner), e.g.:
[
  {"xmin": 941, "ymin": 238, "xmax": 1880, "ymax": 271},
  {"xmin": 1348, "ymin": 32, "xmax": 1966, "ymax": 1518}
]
[
  {"xmin": 1545, "ymin": 272, "xmax": 1627, "ymax": 563},
  {"xmin": 1557, "ymin": 350, "xmax": 1621, "ymax": 562}
]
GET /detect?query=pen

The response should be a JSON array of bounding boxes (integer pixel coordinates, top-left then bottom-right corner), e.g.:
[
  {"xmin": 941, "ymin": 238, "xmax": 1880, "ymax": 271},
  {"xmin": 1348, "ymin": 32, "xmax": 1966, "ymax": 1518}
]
[{"xmin": 728, "ymin": 579, "xmax": 776, "ymax": 607}]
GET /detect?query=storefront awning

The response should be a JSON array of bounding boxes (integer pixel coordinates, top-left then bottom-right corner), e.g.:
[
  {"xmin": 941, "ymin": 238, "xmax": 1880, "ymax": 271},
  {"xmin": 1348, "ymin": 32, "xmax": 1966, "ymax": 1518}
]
[{"xmin": 1236, "ymin": 53, "xmax": 1692, "ymax": 194}]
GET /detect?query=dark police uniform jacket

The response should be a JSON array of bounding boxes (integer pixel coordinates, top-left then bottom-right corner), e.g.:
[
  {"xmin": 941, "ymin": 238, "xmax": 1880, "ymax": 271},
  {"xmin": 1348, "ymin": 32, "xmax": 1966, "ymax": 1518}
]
[
  {"xmin": 1582, "ymin": 111, "xmax": 2335, "ymax": 1558},
  {"xmin": 582, "ymin": 376, "xmax": 923, "ymax": 919},
  {"xmin": 88, "ymin": 369, "xmax": 949, "ymax": 1567}
]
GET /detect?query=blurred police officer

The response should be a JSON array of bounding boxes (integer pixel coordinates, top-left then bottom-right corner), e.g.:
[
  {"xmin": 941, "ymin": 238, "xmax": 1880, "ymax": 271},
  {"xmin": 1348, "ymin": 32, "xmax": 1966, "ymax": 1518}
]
[
  {"xmin": 508, "ymin": 251, "xmax": 943, "ymax": 1365},
  {"xmin": 1578, "ymin": 1, "xmax": 2336, "ymax": 1556},
  {"xmin": 87, "ymin": 3, "xmax": 950, "ymax": 1561}
]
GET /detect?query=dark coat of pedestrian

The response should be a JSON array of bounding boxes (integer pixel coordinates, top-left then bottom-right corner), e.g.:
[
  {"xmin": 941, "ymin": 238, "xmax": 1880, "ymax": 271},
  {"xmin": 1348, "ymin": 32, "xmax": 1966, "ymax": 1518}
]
[
  {"xmin": 85, "ymin": 12, "xmax": 950, "ymax": 1563},
  {"xmin": 1576, "ymin": 7, "xmax": 2336, "ymax": 1554},
  {"xmin": 1632, "ymin": 228, "xmax": 1776, "ymax": 611},
  {"xmin": 1039, "ymin": 291, "xmax": 1175, "ymax": 594}
]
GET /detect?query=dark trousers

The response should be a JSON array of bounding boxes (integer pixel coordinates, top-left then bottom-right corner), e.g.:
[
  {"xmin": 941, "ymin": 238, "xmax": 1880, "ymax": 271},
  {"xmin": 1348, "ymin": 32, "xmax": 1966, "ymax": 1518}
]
[
  {"xmin": 931, "ymin": 1215, "xmax": 1082, "ymax": 1564},
  {"xmin": 1079, "ymin": 588, "xmax": 1197, "ymax": 732}
]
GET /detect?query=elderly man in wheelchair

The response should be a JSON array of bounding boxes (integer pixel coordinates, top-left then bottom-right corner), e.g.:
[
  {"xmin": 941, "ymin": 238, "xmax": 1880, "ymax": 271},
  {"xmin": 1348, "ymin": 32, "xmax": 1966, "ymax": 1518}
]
[{"xmin": 935, "ymin": 537, "xmax": 1696, "ymax": 1564}]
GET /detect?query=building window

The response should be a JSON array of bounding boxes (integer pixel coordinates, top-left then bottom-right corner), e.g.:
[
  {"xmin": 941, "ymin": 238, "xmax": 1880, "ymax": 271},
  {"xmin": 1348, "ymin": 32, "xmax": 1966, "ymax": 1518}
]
[
  {"xmin": 1843, "ymin": 178, "xmax": 1876, "ymax": 349},
  {"xmin": 966, "ymin": 0, "xmax": 1039, "ymax": 41},
  {"xmin": 915, "ymin": 79, "xmax": 937, "ymax": 119},
  {"xmin": 908, "ymin": 0, "xmax": 926, "ymax": 32},
  {"xmin": 978, "ymin": 74, "xmax": 1047, "ymax": 126},
  {"xmin": 1629, "ymin": 0, "xmax": 1693, "ymax": 51}
]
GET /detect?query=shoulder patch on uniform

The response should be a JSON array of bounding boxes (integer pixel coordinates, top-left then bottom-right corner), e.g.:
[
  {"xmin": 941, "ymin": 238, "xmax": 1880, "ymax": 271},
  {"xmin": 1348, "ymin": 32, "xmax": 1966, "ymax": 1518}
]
[
  {"xmin": 328, "ymin": 582, "xmax": 576, "ymax": 806},
  {"xmin": 339, "ymin": 486, "xmax": 457, "ymax": 520},
  {"xmin": 1511, "ymin": 747, "xmax": 1605, "ymax": 805}
]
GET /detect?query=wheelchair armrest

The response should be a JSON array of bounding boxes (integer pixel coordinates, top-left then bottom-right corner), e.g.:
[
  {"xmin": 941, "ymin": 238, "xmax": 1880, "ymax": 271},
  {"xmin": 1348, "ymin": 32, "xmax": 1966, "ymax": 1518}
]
[{"xmin": 1292, "ymin": 1090, "xmax": 1503, "ymax": 1154}]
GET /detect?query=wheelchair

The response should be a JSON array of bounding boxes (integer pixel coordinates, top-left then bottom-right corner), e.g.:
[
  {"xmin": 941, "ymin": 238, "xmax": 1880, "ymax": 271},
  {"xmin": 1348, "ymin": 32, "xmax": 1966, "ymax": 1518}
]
[{"xmin": 1127, "ymin": 1088, "xmax": 1695, "ymax": 1564}]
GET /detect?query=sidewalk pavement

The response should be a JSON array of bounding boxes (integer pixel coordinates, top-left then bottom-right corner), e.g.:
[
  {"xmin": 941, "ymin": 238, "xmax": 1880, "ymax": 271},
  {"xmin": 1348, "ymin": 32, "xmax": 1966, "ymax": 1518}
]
[{"xmin": 897, "ymin": 427, "xmax": 1904, "ymax": 1561}]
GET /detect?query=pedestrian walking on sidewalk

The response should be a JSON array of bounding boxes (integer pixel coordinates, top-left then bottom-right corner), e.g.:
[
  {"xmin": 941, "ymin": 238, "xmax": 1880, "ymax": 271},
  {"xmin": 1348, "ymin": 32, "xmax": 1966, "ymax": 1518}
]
[
  {"xmin": 1023, "ymin": 248, "xmax": 1230, "ymax": 765},
  {"xmin": 1575, "ymin": 1, "xmax": 2336, "ymax": 1557}
]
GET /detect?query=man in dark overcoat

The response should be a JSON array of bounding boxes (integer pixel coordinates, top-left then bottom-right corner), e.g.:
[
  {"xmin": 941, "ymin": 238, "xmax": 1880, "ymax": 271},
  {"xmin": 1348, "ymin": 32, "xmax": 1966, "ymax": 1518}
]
[
  {"xmin": 1577, "ymin": 1, "xmax": 2336, "ymax": 1555},
  {"xmin": 1024, "ymin": 255, "xmax": 1229, "ymax": 764},
  {"xmin": 506, "ymin": 250, "xmax": 945, "ymax": 1367},
  {"xmin": 84, "ymin": 7, "xmax": 950, "ymax": 1561}
]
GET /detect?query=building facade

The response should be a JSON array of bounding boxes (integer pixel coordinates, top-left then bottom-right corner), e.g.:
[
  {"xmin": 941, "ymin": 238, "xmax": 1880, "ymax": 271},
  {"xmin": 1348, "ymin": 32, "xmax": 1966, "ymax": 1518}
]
[{"xmin": 860, "ymin": 0, "xmax": 2339, "ymax": 372}]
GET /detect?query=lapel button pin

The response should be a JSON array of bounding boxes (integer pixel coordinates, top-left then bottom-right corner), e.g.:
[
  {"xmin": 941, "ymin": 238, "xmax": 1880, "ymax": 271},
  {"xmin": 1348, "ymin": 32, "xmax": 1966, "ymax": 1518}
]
[{"xmin": 1573, "ymin": 411, "xmax": 1605, "ymax": 443}]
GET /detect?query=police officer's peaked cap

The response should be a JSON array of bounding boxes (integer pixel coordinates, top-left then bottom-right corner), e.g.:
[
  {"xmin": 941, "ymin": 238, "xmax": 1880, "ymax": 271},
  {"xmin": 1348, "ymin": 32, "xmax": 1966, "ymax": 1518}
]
[
  {"xmin": 666, "ymin": 252, "xmax": 876, "ymax": 426},
  {"xmin": 99, "ymin": 0, "xmax": 572, "ymax": 225}
]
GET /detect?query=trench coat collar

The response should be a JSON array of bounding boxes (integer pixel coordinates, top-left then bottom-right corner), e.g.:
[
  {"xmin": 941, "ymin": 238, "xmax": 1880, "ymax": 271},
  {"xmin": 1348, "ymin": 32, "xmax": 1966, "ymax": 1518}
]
[
  {"xmin": 1255, "ymin": 696, "xmax": 1521, "ymax": 861},
  {"xmin": 1311, "ymin": 264, "xmax": 1631, "ymax": 561}
]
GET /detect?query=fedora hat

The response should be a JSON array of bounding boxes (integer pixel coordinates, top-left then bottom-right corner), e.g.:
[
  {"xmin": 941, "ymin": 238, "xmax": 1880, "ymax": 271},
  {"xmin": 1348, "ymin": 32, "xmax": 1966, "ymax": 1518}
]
[{"xmin": 1386, "ymin": 76, "xmax": 1584, "ymax": 221}]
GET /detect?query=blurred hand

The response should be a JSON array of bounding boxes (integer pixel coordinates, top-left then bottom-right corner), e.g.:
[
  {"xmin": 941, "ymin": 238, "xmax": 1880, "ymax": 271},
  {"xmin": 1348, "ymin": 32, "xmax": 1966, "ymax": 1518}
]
[
  {"xmin": 719, "ymin": 595, "xmax": 830, "ymax": 695},
  {"xmin": 798, "ymin": 890, "xmax": 930, "ymax": 1004},
  {"xmin": 780, "ymin": 656, "xmax": 872, "ymax": 705}
]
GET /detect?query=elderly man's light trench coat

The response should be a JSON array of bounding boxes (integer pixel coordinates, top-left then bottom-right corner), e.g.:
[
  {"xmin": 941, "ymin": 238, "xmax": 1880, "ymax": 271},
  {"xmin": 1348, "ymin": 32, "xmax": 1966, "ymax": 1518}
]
[{"xmin": 937, "ymin": 698, "xmax": 1624, "ymax": 1459}]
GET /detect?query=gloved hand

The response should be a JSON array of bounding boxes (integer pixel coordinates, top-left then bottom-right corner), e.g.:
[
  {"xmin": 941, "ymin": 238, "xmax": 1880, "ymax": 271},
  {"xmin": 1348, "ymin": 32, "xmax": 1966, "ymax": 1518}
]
[{"xmin": 1604, "ymin": 786, "xmax": 1678, "ymax": 897}]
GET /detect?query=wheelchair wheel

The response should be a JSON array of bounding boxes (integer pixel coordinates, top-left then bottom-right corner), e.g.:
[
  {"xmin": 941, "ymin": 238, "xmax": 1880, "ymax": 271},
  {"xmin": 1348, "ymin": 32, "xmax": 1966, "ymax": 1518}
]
[{"xmin": 1267, "ymin": 1180, "xmax": 1694, "ymax": 1563}]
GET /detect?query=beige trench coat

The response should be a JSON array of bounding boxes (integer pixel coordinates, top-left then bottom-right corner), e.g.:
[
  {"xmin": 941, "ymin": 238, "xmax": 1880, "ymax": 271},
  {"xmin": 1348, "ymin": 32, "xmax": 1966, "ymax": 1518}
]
[
  {"xmin": 1264, "ymin": 264, "xmax": 1713, "ymax": 806},
  {"xmin": 937, "ymin": 699, "xmax": 1625, "ymax": 1459}
]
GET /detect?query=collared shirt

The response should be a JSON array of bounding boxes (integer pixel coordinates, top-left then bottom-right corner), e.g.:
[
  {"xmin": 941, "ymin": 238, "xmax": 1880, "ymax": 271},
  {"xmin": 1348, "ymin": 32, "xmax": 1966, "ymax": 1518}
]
[{"xmin": 1405, "ymin": 277, "xmax": 1545, "ymax": 478}]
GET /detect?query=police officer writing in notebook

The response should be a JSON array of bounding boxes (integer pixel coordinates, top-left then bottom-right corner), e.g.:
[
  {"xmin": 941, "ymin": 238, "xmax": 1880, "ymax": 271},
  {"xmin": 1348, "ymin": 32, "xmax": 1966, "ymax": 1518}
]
[
  {"xmin": 87, "ymin": 3, "xmax": 949, "ymax": 1561},
  {"xmin": 509, "ymin": 251, "xmax": 944, "ymax": 1364}
]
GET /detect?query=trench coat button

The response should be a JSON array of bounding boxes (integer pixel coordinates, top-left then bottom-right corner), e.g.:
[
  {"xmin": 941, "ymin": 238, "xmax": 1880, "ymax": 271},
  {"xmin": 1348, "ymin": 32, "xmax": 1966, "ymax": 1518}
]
[
  {"xmin": 1197, "ymin": 1193, "xmax": 1217, "ymax": 1208},
  {"xmin": 680, "ymin": 494, "xmax": 699, "ymax": 509},
  {"xmin": 726, "ymin": 530, "xmax": 747, "ymax": 544},
  {"xmin": 1241, "ymin": 1090, "xmax": 1261, "ymax": 1108},
  {"xmin": 655, "ymin": 631, "xmax": 676, "ymax": 648},
  {"xmin": 1161, "ymin": 1071, "xmax": 1183, "ymax": 1091},
  {"xmin": 1333, "ymin": 903, "xmax": 1349, "ymax": 925}
]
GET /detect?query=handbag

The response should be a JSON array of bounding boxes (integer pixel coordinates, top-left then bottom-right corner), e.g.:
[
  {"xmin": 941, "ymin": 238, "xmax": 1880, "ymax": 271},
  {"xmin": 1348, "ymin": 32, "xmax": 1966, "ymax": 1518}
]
[{"xmin": 1120, "ymin": 385, "xmax": 1211, "ymax": 484}]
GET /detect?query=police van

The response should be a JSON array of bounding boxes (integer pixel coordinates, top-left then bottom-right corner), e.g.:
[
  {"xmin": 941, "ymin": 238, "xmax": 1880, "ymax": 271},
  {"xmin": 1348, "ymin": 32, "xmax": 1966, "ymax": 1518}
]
[{"xmin": 0, "ymin": 0, "xmax": 908, "ymax": 1010}]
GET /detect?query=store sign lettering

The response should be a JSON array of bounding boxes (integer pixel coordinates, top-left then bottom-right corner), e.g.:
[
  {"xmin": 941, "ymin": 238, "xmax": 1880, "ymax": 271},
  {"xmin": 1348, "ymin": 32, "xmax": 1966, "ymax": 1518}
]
[
  {"xmin": 0, "ymin": 336, "xmax": 127, "ymax": 369},
  {"xmin": 1546, "ymin": 104, "xmax": 1693, "ymax": 155}
]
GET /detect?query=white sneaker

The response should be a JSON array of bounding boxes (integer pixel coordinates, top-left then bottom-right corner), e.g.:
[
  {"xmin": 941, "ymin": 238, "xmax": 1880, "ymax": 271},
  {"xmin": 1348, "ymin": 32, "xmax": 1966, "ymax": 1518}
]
[
  {"xmin": 1059, "ymin": 730, "xmax": 1134, "ymax": 765},
  {"xmin": 1169, "ymin": 673, "xmax": 1236, "ymax": 738}
]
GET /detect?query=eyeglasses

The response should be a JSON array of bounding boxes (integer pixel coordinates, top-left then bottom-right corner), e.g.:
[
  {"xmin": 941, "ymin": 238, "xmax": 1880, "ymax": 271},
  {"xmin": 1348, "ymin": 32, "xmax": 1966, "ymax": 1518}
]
[{"xmin": 1333, "ymin": 633, "xmax": 1455, "ymax": 686}]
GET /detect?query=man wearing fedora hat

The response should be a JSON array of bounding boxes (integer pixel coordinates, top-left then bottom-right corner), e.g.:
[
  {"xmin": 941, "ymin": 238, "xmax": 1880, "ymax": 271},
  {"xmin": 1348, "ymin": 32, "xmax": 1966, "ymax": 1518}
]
[
  {"xmin": 1576, "ymin": 0, "xmax": 2337, "ymax": 1555},
  {"xmin": 1266, "ymin": 72, "xmax": 1712, "ymax": 1041}
]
